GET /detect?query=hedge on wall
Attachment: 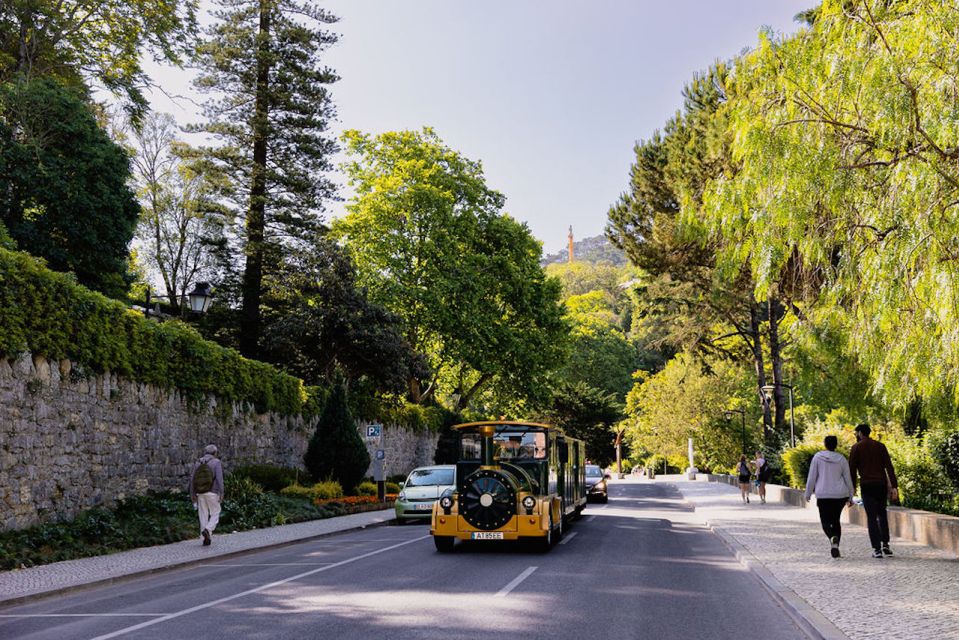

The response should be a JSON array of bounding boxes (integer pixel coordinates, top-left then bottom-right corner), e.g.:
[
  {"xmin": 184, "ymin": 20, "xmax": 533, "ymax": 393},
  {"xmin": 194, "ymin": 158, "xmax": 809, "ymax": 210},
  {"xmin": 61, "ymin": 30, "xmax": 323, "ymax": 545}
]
[{"xmin": 0, "ymin": 248, "xmax": 317, "ymax": 415}]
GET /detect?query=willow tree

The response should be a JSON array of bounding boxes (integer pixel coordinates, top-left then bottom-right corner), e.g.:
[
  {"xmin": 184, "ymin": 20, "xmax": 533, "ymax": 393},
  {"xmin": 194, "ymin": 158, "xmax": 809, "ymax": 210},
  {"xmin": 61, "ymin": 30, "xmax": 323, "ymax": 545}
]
[
  {"xmin": 192, "ymin": 0, "xmax": 338, "ymax": 358},
  {"xmin": 702, "ymin": 0, "xmax": 959, "ymax": 407}
]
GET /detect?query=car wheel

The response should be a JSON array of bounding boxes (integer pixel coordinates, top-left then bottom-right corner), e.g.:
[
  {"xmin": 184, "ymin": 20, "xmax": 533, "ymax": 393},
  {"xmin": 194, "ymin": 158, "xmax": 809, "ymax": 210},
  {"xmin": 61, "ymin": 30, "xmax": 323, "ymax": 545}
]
[
  {"xmin": 434, "ymin": 536, "xmax": 455, "ymax": 553},
  {"xmin": 601, "ymin": 495, "xmax": 609, "ymax": 504}
]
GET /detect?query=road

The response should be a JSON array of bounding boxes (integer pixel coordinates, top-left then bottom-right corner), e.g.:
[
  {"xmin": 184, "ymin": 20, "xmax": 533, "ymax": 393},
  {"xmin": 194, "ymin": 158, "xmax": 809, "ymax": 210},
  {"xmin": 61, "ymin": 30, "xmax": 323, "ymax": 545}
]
[{"xmin": 0, "ymin": 480, "xmax": 808, "ymax": 640}]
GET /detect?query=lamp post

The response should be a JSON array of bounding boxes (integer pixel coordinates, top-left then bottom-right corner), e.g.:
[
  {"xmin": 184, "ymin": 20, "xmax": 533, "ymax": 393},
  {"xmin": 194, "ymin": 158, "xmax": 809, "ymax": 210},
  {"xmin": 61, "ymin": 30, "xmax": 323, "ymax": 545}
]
[
  {"xmin": 761, "ymin": 383, "xmax": 795, "ymax": 448},
  {"xmin": 724, "ymin": 408, "xmax": 747, "ymax": 454},
  {"xmin": 143, "ymin": 282, "xmax": 213, "ymax": 319}
]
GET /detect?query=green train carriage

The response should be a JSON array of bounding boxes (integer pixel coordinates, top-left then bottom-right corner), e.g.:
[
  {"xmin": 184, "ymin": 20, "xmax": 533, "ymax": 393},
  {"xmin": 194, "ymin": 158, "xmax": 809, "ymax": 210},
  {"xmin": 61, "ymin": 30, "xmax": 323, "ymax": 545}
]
[{"xmin": 431, "ymin": 421, "xmax": 587, "ymax": 552}]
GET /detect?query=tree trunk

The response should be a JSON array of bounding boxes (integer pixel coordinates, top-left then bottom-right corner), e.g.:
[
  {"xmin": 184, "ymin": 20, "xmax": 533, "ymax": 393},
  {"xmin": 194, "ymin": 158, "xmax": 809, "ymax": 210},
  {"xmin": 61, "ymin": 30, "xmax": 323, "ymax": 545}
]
[
  {"xmin": 768, "ymin": 295, "xmax": 786, "ymax": 437},
  {"xmin": 748, "ymin": 296, "xmax": 772, "ymax": 442},
  {"xmin": 239, "ymin": 0, "xmax": 272, "ymax": 359}
]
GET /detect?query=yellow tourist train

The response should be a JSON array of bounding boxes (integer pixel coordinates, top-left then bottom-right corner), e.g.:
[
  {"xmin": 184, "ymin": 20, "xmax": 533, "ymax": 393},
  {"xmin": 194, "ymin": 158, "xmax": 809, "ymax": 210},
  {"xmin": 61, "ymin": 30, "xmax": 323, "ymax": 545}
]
[{"xmin": 431, "ymin": 421, "xmax": 587, "ymax": 552}]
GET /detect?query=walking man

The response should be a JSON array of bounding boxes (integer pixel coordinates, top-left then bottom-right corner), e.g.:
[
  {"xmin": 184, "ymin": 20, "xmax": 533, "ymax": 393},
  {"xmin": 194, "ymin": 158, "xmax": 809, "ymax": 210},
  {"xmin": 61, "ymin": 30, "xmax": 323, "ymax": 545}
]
[
  {"xmin": 849, "ymin": 424, "xmax": 898, "ymax": 558},
  {"xmin": 189, "ymin": 444, "xmax": 224, "ymax": 546},
  {"xmin": 804, "ymin": 435, "xmax": 854, "ymax": 558}
]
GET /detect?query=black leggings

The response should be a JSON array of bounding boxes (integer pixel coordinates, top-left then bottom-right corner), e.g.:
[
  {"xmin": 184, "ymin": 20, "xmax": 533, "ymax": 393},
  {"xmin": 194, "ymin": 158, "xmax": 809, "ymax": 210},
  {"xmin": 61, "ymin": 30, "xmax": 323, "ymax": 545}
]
[{"xmin": 816, "ymin": 498, "xmax": 846, "ymax": 542}]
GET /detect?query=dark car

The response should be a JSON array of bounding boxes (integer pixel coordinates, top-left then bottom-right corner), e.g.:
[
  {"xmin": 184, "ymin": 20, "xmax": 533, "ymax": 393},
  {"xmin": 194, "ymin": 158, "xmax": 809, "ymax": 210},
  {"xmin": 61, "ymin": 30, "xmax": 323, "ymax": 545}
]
[{"xmin": 585, "ymin": 464, "xmax": 609, "ymax": 503}]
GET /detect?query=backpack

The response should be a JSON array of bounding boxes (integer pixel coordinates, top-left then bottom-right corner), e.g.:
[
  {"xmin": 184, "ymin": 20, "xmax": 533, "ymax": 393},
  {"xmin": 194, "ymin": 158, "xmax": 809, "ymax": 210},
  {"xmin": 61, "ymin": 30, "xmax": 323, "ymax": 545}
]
[
  {"xmin": 193, "ymin": 458, "xmax": 215, "ymax": 494},
  {"xmin": 759, "ymin": 461, "xmax": 771, "ymax": 481},
  {"xmin": 738, "ymin": 461, "xmax": 749, "ymax": 475}
]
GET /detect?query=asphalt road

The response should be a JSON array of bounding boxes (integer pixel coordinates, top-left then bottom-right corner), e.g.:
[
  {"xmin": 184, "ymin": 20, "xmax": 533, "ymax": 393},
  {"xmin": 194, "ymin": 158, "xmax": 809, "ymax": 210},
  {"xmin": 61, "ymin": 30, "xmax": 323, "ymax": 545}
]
[{"xmin": 0, "ymin": 480, "xmax": 808, "ymax": 640}]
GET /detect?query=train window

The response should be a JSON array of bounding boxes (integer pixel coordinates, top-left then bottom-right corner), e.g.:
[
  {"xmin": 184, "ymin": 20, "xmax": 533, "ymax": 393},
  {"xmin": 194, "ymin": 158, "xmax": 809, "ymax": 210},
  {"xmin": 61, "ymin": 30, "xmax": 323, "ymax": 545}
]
[
  {"xmin": 460, "ymin": 434, "xmax": 483, "ymax": 460},
  {"xmin": 493, "ymin": 431, "xmax": 546, "ymax": 460}
]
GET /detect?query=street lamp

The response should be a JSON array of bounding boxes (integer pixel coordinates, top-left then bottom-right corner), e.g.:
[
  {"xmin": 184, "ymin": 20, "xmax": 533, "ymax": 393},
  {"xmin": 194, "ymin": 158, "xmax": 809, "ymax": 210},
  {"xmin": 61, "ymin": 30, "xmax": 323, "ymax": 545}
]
[
  {"xmin": 724, "ymin": 408, "xmax": 747, "ymax": 454},
  {"xmin": 143, "ymin": 282, "xmax": 213, "ymax": 319},
  {"xmin": 761, "ymin": 383, "xmax": 795, "ymax": 448}
]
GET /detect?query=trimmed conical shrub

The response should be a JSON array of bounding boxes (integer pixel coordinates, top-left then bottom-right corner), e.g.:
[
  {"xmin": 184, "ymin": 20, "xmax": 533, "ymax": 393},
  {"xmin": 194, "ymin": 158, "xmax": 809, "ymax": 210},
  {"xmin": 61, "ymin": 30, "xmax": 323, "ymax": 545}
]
[{"xmin": 304, "ymin": 377, "xmax": 370, "ymax": 493}]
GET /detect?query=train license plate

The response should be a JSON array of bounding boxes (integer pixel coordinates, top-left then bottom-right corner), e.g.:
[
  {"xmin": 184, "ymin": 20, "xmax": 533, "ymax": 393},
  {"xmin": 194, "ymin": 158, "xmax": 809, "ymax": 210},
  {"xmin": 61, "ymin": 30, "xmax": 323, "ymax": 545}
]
[
  {"xmin": 471, "ymin": 532, "xmax": 504, "ymax": 540},
  {"xmin": 414, "ymin": 503, "xmax": 434, "ymax": 510}
]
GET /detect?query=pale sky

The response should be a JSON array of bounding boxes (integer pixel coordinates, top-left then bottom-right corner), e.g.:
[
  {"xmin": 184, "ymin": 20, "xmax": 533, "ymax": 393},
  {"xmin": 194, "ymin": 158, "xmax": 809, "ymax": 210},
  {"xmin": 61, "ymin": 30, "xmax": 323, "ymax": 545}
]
[{"xmin": 147, "ymin": 1, "xmax": 811, "ymax": 255}]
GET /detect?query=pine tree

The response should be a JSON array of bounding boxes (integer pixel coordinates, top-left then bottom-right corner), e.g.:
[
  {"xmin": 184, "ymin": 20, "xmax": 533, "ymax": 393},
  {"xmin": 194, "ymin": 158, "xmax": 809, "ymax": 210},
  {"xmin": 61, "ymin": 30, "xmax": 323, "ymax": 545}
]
[
  {"xmin": 192, "ymin": 0, "xmax": 339, "ymax": 358},
  {"xmin": 303, "ymin": 377, "xmax": 370, "ymax": 493}
]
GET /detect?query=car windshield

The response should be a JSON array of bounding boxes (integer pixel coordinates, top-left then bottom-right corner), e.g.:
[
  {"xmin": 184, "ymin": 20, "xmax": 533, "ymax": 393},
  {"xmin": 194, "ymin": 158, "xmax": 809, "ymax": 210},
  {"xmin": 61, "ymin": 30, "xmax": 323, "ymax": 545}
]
[
  {"xmin": 585, "ymin": 465, "xmax": 603, "ymax": 477},
  {"xmin": 406, "ymin": 468, "xmax": 454, "ymax": 487}
]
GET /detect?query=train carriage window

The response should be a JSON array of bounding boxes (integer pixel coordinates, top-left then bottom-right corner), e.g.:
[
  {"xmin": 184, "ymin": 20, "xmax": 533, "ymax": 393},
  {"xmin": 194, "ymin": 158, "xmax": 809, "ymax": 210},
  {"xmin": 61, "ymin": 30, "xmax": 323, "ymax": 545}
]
[
  {"xmin": 558, "ymin": 441, "xmax": 569, "ymax": 464},
  {"xmin": 493, "ymin": 431, "xmax": 546, "ymax": 460}
]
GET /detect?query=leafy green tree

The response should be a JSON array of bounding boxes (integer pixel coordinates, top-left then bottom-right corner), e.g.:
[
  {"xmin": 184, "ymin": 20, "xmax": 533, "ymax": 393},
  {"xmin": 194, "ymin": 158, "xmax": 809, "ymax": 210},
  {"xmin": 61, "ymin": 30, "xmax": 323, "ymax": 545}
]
[
  {"xmin": 260, "ymin": 239, "xmax": 427, "ymax": 392},
  {"xmin": 303, "ymin": 376, "xmax": 370, "ymax": 493},
  {"xmin": 539, "ymin": 381, "xmax": 623, "ymax": 467},
  {"xmin": 0, "ymin": 0, "xmax": 197, "ymax": 117},
  {"xmin": 336, "ymin": 128, "xmax": 568, "ymax": 409},
  {"xmin": 192, "ymin": 0, "xmax": 339, "ymax": 358},
  {"xmin": 625, "ymin": 353, "xmax": 755, "ymax": 471},
  {"xmin": 0, "ymin": 78, "xmax": 139, "ymax": 296}
]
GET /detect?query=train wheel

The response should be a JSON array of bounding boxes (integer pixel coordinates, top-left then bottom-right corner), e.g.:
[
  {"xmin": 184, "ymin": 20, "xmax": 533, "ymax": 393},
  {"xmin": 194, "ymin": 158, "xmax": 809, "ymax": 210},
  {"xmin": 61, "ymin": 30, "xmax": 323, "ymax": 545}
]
[{"xmin": 434, "ymin": 536, "xmax": 455, "ymax": 553}]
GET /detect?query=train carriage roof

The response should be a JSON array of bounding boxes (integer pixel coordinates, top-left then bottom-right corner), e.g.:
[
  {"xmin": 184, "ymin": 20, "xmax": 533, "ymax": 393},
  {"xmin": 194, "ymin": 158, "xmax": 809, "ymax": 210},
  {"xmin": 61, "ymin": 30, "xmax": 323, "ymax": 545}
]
[{"xmin": 453, "ymin": 420, "xmax": 555, "ymax": 430}]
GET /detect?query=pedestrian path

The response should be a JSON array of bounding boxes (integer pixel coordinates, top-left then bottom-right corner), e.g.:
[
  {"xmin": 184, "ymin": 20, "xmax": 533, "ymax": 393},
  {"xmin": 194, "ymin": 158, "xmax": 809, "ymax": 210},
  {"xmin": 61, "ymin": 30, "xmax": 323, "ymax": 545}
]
[
  {"xmin": 668, "ymin": 477, "xmax": 959, "ymax": 640},
  {"xmin": 0, "ymin": 508, "xmax": 394, "ymax": 606}
]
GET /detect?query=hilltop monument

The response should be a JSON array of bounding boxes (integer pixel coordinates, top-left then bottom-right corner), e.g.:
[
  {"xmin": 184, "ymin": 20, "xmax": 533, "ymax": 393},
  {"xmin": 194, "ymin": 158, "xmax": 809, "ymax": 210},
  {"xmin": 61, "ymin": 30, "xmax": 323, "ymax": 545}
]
[{"xmin": 568, "ymin": 226, "xmax": 574, "ymax": 263}]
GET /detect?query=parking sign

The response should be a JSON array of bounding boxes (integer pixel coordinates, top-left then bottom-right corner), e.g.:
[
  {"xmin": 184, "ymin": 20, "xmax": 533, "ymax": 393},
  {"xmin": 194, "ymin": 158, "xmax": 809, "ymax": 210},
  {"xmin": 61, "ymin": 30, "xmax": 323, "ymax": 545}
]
[{"xmin": 366, "ymin": 423, "xmax": 382, "ymax": 439}]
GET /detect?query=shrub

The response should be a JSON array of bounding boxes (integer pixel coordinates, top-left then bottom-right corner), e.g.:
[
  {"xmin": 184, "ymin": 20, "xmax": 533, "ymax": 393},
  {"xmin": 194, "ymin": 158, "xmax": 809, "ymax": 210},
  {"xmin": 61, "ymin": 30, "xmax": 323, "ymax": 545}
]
[
  {"xmin": 232, "ymin": 464, "xmax": 303, "ymax": 493},
  {"xmin": 781, "ymin": 444, "xmax": 822, "ymax": 489},
  {"xmin": 303, "ymin": 377, "xmax": 370, "ymax": 492},
  {"xmin": 0, "ymin": 247, "xmax": 315, "ymax": 415},
  {"xmin": 386, "ymin": 481, "xmax": 401, "ymax": 493},
  {"xmin": 279, "ymin": 480, "xmax": 343, "ymax": 501},
  {"xmin": 930, "ymin": 426, "xmax": 959, "ymax": 490},
  {"xmin": 356, "ymin": 481, "xmax": 377, "ymax": 496},
  {"xmin": 886, "ymin": 433, "xmax": 955, "ymax": 514}
]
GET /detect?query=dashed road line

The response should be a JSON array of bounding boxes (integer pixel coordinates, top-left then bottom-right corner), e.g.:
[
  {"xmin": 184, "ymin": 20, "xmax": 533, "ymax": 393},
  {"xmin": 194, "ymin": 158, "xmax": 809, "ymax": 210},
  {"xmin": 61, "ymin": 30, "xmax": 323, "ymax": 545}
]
[
  {"xmin": 559, "ymin": 531, "xmax": 578, "ymax": 545},
  {"xmin": 495, "ymin": 566, "xmax": 538, "ymax": 598},
  {"xmin": 0, "ymin": 614, "xmax": 168, "ymax": 619}
]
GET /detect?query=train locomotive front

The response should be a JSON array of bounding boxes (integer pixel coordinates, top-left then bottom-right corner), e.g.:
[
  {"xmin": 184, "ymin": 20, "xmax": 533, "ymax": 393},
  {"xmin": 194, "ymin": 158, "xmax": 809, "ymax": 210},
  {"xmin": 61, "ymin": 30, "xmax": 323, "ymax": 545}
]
[{"xmin": 431, "ymin": 421, "xmax": 586, "ymax": 552}]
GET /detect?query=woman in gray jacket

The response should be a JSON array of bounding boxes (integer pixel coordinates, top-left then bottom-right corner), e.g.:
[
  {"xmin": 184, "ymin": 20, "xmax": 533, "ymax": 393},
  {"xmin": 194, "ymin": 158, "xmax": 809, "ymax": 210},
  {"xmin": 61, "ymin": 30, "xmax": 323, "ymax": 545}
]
[{"xmin": 804, "ymin": 435, "xmax": 854, "ymax": 558}]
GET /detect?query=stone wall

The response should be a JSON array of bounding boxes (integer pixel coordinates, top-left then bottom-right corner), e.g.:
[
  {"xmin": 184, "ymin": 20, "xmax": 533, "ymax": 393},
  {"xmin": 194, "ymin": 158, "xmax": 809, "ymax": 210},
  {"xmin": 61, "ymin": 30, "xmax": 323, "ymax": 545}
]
[{"xmin": 0, "ymin": 353, "xmax": 437, "ymax": 530}]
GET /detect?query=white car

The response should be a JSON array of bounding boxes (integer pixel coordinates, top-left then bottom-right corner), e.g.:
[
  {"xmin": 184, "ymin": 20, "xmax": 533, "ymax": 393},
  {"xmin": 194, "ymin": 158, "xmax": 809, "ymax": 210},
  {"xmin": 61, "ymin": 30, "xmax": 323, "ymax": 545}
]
[{"xmin": 394, "ymin": 465, "xmax": 456, "ymax": 523}]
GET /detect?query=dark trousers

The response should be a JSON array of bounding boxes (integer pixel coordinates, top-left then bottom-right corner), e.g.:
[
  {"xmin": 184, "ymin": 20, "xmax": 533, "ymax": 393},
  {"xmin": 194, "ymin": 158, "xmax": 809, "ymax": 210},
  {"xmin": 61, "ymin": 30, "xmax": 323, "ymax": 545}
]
[
  {"xmin": 816, "ymin": 498, "xmax": 846, "ymax": 543},
  {"xmin": 860, "ymin": 482, "xmax": 890, "ymax": 550}
]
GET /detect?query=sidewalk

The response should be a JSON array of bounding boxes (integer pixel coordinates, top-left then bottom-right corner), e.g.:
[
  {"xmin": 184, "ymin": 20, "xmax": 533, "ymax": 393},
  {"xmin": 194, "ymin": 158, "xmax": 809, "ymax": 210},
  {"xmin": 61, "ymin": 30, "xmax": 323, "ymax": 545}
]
[
  {"xmin": 0, "ymin": 508, "xmax": 395, "ymax": 607},
  {"xmin": 668, "ymin": 476, "xmax": 959, "ymax": 640}
]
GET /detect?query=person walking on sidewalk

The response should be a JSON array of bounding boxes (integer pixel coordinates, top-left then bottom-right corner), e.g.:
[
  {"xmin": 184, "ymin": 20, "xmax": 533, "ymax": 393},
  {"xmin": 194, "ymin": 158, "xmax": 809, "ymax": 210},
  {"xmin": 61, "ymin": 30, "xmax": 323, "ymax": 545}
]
[
  {"xmin": 753, "ymin": 450, "xmax": 769, "ymax": 504},
  {"xmin": 189, "ymin": 444, "xmax": 224, "ymax": 546},
  {"xmin": 804, "ymin": 435, "xmax": 854, "ymax": 558},
  {"xmin": 737, "ymin": 454, "xmax": 751, "ymax": 503},
  {"xmin": 849, "ymin": 423, "xmax": 898, "ymax": 558}
]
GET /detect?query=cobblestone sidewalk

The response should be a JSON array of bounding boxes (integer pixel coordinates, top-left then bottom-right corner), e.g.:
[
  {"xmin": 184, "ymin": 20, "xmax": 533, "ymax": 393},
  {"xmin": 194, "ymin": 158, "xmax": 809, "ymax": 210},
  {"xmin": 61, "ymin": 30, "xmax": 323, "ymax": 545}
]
[
  {"xmin": 0, "ymin": 508, "xmax": 395, "ymax": 606},
  {"xmin": 672, "ymin": 478, "xmax": 959, "ymax": 640}
]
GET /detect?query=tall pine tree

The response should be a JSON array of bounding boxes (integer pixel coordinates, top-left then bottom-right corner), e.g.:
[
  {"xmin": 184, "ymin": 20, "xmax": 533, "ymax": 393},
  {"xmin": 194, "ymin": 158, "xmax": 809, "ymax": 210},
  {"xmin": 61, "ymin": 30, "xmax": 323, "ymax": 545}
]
[{"xmin": 192, "ymin": 0, "xmax": 338, "ymax": 358}]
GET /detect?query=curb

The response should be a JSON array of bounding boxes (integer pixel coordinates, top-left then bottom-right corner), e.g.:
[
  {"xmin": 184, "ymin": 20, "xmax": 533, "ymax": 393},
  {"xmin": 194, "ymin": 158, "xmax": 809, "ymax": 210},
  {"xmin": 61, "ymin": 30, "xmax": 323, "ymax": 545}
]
[
  {"xmin": 706, "ymin": 521, "xmax": 851, "ymax": 640},
  {"xmin": 0, "ymin": 515, "xmax": 397, "ymax": 609}
]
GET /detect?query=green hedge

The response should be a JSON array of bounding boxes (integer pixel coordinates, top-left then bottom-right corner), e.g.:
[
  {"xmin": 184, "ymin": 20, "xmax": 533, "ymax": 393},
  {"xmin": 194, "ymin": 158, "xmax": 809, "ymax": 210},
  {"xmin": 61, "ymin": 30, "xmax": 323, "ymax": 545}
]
[{"xmin": 0, "ymin": 248, "xmax": 316, "ymax": 415}]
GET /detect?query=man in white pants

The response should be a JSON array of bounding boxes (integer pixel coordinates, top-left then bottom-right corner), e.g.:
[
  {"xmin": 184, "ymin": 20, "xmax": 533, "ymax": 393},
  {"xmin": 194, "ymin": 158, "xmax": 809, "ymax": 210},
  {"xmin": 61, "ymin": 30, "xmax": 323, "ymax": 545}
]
[{"xmin": 189, "ymin": 444, "xmax": 224, "ymax": 546}]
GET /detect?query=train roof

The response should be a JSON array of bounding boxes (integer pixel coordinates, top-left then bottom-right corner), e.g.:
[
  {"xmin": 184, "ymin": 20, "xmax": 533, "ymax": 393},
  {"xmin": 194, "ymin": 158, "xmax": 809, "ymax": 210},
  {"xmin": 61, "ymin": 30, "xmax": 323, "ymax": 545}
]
[{"xmin": 452, "ymin": 420, "xmax": 557, "ymax": 431}]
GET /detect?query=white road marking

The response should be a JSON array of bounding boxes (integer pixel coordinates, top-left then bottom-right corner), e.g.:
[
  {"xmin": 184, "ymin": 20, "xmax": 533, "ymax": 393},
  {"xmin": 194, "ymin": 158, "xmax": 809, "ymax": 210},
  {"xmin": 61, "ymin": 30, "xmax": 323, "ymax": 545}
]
[
  {"xmin": 87, "ymin": 535, "xmax": 431, "ymax": 640},
  {"xmin": 558, "ymin": 531, "xmax": 578, "ymax": 545},
  {"xmin": 494, "ymin": 566, "xmax": 538, "ymax": 598},
  {"xmin": 0, "ymin": 614, "xmax": 167, "ymax": 618},
  {"xmin": 198, "ymin": 563, "xmax": 336, "ymax": 567}
]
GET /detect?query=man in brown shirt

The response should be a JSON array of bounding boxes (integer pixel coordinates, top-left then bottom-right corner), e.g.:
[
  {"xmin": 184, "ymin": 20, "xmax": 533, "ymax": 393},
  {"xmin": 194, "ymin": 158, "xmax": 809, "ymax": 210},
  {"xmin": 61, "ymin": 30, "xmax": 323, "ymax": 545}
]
[{"xmin": 848, "ymin": 423, "xmax": 898, "ymax": 558}]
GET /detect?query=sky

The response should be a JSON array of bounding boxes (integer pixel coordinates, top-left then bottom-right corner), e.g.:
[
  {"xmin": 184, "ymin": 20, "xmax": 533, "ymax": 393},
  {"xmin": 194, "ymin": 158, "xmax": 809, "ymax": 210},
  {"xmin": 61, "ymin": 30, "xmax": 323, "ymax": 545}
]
[{"xmin": 148, "ymin": 1, "xmax": 811, "ymax": 256}]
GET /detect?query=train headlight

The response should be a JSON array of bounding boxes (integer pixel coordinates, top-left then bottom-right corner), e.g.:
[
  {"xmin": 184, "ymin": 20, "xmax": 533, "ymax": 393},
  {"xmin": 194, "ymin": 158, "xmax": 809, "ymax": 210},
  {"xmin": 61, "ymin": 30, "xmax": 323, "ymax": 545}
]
[
  {"xmin": 522, "ymin": 496, "xmax": 536, "ymax": 512},
  {"xmin": 440, "ymin": 496, "xmax": 453, "ymax": 509}
]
